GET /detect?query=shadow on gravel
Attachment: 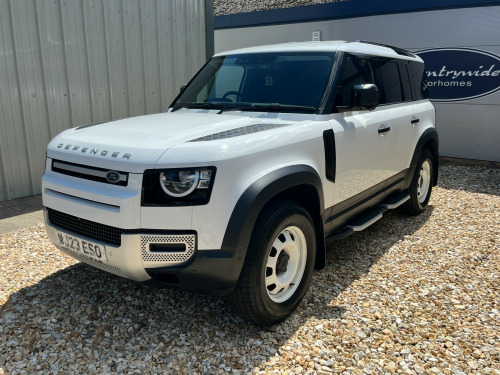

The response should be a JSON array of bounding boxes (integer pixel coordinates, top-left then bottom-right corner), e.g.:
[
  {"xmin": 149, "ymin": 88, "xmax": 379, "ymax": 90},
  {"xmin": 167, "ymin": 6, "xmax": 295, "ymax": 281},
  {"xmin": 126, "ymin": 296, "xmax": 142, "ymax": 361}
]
[
  {"xmin": 312, "ymin": 206, "xmax": 434, "ymax": 319},
  {"xmin": 0, "ymin": 207, "xmax": 433, "ymax": 373},
  {"xmin": 437, "ymin": 165, "xmax": 500, "ymax": 196}
]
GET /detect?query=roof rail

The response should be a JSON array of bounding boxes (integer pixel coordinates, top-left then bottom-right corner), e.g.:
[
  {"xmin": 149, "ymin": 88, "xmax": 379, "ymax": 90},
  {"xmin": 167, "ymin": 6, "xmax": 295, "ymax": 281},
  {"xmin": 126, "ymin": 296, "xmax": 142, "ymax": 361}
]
[{"xmin": 354, "ymin": 40, "xmax": 416, "ymax": 58}]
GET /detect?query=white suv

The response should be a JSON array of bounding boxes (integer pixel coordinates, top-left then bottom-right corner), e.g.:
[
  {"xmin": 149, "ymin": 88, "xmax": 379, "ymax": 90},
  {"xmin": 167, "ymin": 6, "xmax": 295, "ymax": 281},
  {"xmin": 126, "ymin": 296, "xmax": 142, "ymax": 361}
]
[{"xmin": 42, "ymin": 41, "xmax": 438, "ymax": 324}]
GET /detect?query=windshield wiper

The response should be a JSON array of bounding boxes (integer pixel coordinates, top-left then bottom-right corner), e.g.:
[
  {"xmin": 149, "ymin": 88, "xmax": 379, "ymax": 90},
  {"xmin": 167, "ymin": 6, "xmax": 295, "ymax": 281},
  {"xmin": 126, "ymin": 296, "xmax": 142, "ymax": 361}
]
[
  {"xmin": 171, "ymin": 102, "xmax": 226, "ymax": 112},
  {"xmin": 173, "ymin": 102, "xmax": 317, "ymax": 114},
  {"xmin": 221, "ymin": 103, "xmax": 316, "ymax": 114}
]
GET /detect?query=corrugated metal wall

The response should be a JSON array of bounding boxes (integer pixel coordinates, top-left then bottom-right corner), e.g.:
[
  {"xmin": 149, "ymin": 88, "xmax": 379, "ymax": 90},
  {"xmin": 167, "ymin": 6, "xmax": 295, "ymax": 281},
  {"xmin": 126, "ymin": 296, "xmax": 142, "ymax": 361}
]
[{"xmin": 0, "ymin": 0, "xmax": 210, "ymax": 202}]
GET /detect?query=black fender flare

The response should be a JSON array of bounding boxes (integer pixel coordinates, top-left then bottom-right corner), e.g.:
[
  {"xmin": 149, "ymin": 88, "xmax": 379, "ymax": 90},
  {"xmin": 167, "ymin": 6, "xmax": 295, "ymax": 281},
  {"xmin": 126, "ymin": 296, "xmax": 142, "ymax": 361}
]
[
  {"xmin": 220, "ymin": 164, "xmax": 325, "ymax": 283},
  {"xmin": 407, "ymin": 128, "xmax": 439, "ymax": 187}
]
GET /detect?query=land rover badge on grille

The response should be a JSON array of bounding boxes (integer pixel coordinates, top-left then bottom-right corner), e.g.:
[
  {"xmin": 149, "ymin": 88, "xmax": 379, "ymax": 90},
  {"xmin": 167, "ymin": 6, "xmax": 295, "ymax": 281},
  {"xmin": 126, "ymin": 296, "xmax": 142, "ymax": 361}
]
[{"xmin": 106, "ymin": 170, "xmax": 121, "ymax": 184}]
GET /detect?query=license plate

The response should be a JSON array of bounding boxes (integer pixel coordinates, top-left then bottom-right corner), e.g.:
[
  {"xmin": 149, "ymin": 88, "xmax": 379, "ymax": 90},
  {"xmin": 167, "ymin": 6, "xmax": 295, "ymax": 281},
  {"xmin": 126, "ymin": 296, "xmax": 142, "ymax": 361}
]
[{"xmin": 55, "ymin": 231, "xmax": 108, "ymax": 264}]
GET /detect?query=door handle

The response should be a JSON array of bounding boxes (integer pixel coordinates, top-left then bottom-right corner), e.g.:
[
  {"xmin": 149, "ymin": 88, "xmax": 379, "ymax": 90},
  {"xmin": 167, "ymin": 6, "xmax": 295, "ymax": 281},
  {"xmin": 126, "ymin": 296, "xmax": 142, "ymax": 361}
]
[
  {"xmin": 378, "ymin": 125, "xmax": 391, "ymax": 134},
  {"xmin": 411, "ymin": 118, "xmax": 420, "ymax": 125}
]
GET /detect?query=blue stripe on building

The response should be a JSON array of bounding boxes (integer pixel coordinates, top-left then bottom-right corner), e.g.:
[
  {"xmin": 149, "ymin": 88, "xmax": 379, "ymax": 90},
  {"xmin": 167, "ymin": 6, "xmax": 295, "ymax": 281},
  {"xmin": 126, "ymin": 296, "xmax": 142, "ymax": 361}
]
[{"xmin": 215, "ymin": 0, "xmax": 500, "ymax": 29}]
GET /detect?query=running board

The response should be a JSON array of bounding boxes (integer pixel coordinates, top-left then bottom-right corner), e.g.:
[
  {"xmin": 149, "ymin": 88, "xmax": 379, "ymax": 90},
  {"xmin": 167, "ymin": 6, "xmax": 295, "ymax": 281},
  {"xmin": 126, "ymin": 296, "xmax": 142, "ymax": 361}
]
[
  {"xmin": 327, "ymin": 192, "xmax": 410, "ymax": 240},
  {"xmin": 347, "ymin": 211, "xmax": 382, "ymax": 231},
  {"xmin": 381, "ymin": 193, "xmax": 410, "ymax": 209}
]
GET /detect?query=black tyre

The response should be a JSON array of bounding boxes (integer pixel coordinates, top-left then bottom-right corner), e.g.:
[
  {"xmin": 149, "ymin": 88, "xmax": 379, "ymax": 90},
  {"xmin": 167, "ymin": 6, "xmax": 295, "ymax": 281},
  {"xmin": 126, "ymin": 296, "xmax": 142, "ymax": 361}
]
[
  {"xmin": 400, "ymin": 149, "xmax": 434, "ymax": 215},
  {"xmin": 228, "ymin": 202, "xmax": 316, "ymax": 325}
]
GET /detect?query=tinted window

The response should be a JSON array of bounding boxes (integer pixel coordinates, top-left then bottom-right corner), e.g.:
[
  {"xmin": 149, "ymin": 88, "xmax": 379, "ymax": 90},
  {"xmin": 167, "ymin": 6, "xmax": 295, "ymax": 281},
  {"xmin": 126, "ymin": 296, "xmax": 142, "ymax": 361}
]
[
  {"xmin": 210, "ymin": 65, "xmax": 245, "ymax": 100},
  {"xmin": 409, "ymin": 61, "xmax": 429, "ymax": 100},
  {"xmin": 173, "ymin": 52, "xmax": 336, "ymax": 112},
  {"xmin": 379, "ymin": 60, "xmax": 403, "ymax": 104},
  {"xmin": 399, "ymin": 62, "xmax": 413, "ymax": 102},
  {"xmin": 334, "ymin": 57, "xmax": 376, "ymax": 107}
]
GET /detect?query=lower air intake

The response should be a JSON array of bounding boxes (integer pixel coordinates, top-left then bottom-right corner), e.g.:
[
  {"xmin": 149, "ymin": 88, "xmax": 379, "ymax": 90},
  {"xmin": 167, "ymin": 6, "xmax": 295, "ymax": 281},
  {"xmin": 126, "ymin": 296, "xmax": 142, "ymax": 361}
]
[{"xmin": 141, "ymin": 234, "xmax": 196, "ymax": 265}]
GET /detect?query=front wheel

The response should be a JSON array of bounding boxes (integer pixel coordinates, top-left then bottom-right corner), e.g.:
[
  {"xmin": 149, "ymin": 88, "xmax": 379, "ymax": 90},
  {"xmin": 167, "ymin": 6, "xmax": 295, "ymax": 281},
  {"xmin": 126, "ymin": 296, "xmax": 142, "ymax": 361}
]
[
  {"xmin": 400, "ymin": 149, "xmax": 434, "ymax": 215},
  {"xmin": 228, "ymin": 202, "xmax": 316, "ymax": 325}
]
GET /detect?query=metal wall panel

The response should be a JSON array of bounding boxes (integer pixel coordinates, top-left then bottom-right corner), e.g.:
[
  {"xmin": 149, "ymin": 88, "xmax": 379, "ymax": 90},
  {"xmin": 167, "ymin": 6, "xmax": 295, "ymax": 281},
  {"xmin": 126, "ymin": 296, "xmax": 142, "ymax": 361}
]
[
  {"xmin": 0, "ymin": 0, "xmax": 208, "ymax": 202},
  {"xmin": 0, "ymin": 0, "xmax": 33, "ymax": 200}
]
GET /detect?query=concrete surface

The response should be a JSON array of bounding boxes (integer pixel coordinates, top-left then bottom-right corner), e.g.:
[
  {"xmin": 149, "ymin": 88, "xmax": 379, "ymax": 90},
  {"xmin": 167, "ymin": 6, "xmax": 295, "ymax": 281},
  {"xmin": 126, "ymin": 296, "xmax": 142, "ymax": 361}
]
[{"xmin": 0, "ymin": 195, "xmax": 44, "ymax": 234}]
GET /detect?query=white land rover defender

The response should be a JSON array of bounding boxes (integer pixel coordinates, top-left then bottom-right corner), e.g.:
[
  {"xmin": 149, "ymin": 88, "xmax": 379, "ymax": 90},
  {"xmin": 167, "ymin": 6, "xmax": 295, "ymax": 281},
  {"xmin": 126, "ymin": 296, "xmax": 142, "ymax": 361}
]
[{"xmin": 43, "ymin": 41, "xmax": 438, "ymax": 324}]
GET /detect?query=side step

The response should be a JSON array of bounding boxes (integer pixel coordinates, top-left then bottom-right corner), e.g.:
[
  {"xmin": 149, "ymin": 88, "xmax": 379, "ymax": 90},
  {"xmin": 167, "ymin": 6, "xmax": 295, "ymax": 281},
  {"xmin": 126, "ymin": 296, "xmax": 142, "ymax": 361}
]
[
  {"xmin": 381, "ymin": 193, "xmax": 410, "ymax": 210},
  {"xmin": 348, "ymin": 210, "xmax": 382, "ymax": 231},
  {"xmin": 327, "ymin": 192, "xmax": 409, "ymax": 240}
]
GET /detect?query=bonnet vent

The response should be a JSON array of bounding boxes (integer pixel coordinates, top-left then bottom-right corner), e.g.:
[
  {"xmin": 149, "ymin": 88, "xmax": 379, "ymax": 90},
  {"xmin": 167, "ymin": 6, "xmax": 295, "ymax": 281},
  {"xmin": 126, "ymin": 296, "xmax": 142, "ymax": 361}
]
[{"xmin": 190, "ymin": 123, "xmax": 290, "ymax": 142}]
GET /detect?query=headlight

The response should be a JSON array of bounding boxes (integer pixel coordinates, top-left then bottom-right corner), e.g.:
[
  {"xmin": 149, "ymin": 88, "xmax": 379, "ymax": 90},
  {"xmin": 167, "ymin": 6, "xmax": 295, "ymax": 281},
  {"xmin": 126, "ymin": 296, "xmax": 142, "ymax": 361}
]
[
  {"xmin": 160, "ymin": 170, "xmax": 199, "ymax": 197},
  {"xmin": 142, "ymin": 167, "xmax": 216, "ymax": 206}
]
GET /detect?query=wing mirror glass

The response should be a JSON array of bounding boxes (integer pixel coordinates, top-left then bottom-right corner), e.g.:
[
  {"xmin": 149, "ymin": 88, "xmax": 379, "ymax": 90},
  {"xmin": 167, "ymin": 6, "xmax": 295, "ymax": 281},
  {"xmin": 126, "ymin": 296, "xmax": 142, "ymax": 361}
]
[{"xmin": 352, "ymin": 83, "xmax": 379, "ymax": 111}]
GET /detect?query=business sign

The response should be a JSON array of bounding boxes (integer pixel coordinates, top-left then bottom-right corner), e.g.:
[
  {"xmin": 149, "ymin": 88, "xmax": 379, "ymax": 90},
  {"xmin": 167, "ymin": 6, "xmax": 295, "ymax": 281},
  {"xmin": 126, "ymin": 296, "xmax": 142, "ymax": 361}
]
[{"xmin": 415, "ymin": 48, "xmax": 500, "ymax": 102}]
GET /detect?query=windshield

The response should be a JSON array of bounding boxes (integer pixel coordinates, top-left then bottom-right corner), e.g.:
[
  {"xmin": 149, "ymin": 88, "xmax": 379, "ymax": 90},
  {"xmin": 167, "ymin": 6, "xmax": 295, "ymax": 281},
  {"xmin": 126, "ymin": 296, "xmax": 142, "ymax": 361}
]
[{"xmin": 171, "ymin": 52, "xmax": 336, "ymax": 113}]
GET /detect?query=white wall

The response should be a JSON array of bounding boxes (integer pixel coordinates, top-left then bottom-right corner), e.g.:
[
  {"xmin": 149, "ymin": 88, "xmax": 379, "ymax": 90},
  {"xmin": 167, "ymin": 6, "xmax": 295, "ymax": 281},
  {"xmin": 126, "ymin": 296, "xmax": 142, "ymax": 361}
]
[
  {"xmin": 215, "ymin": 6, "xmax": 500, "ymax": 162},
  {"xmin": 215, "ymin": 20, "xmax": 334, "ymax": 53}
]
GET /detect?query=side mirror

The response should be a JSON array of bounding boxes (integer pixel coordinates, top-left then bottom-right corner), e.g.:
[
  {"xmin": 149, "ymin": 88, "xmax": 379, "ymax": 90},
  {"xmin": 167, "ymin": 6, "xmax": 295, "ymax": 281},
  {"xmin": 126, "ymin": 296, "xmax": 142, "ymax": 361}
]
[{"xmin": 352, "ymin": 84, "xmax": 379, "ymax": 111}]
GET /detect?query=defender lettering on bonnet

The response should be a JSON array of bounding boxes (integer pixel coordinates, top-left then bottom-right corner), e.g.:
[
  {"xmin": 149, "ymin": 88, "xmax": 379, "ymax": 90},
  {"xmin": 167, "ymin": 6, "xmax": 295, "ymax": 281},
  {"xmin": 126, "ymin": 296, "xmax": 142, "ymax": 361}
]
[{"xmin": 56, "ymin": 143, "xmax": 131, "ymax": 159}]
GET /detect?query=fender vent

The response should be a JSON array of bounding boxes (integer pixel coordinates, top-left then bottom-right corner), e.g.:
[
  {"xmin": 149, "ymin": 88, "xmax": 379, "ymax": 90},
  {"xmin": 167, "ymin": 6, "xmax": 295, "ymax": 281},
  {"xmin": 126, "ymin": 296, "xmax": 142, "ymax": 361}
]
[
  {"xmin": 190, "ymin": 123, "xmax": 290, "ymax": 142},
  {"xmin": 323, "ymin": 129, "xmax": 336, "ymax": 182}
]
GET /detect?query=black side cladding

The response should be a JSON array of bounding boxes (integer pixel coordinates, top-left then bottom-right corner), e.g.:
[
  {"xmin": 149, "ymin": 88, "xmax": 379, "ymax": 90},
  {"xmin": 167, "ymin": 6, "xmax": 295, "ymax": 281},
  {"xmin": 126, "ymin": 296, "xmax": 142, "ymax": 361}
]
[{"xmin": 323, "ymin": 129, "xmax": 336, "ymax": 182}]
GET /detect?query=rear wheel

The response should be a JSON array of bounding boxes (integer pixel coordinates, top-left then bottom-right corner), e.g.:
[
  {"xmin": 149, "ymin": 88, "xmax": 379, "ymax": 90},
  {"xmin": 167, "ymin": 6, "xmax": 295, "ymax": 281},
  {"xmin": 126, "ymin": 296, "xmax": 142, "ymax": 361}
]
[
  {"xmin": 400, "ymin": 149, "xmax": 434, "ymax": 215},
  {"xmin": 228, "ymin": 202, "xmax": 316, "ymax": 325}
]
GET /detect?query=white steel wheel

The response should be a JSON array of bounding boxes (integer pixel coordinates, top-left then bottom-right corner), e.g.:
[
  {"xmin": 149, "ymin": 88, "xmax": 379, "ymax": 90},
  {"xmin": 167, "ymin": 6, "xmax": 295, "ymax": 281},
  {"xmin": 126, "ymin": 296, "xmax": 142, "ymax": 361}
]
[
  {"xmin": 400, "ymin": 149, "xmax": 434, "ymax": 216},
  {"xmin": 417, "ymin": 160, "xmax": 431, "ymax": 204},
  {"xmin": 228, "ymin": 202, "xmax": 316, "ymax": 325},
  {"xmin": 265, "ymin": 226, "xmax": 307, "ymax": 303}
]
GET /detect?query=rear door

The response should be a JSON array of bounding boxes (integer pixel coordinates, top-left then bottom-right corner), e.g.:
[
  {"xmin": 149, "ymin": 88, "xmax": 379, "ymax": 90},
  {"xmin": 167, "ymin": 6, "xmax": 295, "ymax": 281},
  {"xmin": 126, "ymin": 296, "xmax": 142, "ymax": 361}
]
[{"xmin": 375, "ymin": 58, "xmax": 420, "ymax": 174}]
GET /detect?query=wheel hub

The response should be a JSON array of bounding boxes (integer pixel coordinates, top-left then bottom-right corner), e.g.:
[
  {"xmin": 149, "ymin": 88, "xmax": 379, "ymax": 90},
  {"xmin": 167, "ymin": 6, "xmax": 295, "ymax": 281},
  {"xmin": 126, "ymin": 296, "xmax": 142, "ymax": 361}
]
[
  {"xmin": 265, "ymin": 226, "xmax": 307, "ymax": 303},
  {"xmin": 417, "ymin": 160, "xmax": 431, "ymax": 204},
  {"xmin": 276, "ymin": 252, "xmax": 290, "ymax": 274}
]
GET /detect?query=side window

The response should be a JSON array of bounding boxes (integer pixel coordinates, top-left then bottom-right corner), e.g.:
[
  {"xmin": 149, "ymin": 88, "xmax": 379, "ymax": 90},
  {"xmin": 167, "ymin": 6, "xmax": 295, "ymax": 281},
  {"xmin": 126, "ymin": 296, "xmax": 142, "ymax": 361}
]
[
  {"xmin": 399, "ymin": 62, "xmax": 413, "ymax": 102},
  {"xmin": 334, "ymin": 56, "xmax": 376, "ymax": 107},
  {"xmin": 378, "ymin": 60, "xmax": 403, "ymax": 104},
  {"xmin": 409, "ymin": 61, "xmax": 429, "ymax": 100}
]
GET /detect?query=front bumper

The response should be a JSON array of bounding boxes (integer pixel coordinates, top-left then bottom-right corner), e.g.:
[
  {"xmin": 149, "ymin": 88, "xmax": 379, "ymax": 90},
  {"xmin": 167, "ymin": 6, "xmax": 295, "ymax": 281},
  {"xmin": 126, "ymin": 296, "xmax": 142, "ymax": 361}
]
[{"xmin": 44, "ymin": 209, "xmax": 241, "ymax": 296}]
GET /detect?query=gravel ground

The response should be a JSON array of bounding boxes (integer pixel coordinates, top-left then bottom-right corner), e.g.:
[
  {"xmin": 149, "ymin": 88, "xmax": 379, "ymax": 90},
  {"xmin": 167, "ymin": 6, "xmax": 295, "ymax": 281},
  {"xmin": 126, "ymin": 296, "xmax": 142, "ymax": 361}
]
[
  {"xmin": 0, "ymin": 164, "xmax": 499, "ymax": 375},
  {"xmin": 214, "ymin": 0, "xmax": 341, "ymax": 16}
]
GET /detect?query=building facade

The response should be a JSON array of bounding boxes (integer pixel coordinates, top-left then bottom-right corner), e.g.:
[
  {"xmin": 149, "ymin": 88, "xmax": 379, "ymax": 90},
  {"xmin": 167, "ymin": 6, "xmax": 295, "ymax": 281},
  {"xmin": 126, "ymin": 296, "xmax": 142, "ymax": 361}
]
[{"xmin": 215, "ymin": 0, "xmax": 500, "ymax": 163}]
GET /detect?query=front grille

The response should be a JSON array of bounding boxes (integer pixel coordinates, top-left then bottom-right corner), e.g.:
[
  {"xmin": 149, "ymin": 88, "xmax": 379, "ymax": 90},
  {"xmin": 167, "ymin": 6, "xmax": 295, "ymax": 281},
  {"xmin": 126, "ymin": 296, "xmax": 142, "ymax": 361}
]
[
  {"xmin": 52, "ymin": 159, "xmax": 129, "ymax": 186},
  {"xmin": 47, "ymin": 209, "xmax": 198, "ymax": 249},
  {"xmin": 47, "ymin": 208, "xmax": 122, "ymax": 246}
]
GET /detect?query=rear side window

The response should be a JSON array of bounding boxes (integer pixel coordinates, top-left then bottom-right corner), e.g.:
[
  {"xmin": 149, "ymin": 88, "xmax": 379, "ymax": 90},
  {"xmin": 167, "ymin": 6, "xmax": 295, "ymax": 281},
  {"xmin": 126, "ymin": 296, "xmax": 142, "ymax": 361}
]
[
  {"xmin": 399, "ymin": 62, "xmax": 413, "ymax": 102},
  {"xmin": 378, "ymin": 60, "xmax": 403, "ymax": 104},
  {"xmin": 409, "ymin": 61, "xmax": 429, "ymax": 100}
]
